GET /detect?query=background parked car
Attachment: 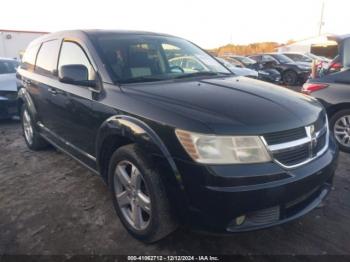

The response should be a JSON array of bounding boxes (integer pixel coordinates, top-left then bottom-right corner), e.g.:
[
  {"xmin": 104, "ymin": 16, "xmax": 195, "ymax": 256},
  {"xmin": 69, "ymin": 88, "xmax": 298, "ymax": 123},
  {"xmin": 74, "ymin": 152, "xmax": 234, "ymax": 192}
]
[
  {"xmin": 302, "ymin": 35, "xmax": 350, "ymax": 152},
  {"xmin": 223, "ymin": 55, "xmax": 281, "ymax": 84},
  {"xmin": 249, "ymin": 53, "xmax": 311, "ymax": 86},
  {"xmin": 0, "ymin": 58, "xmax": 19, "ymax": 119},
  {"xmin": 169, "ymin": 56, "xmax": 210, "ymax": 73},
  {"xmin": 283, "ymin": 52, "xmax": 331, "ymax": 77},
  {"xmin": 216, "ymin": 57, "xmax": 258, "ymax": 78}
]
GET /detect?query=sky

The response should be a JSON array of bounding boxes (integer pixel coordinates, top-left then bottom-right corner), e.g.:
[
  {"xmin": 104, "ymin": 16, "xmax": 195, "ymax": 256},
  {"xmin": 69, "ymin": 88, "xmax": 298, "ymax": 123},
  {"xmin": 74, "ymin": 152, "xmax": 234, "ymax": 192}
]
[{"xmin": 1, "ymin": 0, "xmax": 349, "ymax": 48}]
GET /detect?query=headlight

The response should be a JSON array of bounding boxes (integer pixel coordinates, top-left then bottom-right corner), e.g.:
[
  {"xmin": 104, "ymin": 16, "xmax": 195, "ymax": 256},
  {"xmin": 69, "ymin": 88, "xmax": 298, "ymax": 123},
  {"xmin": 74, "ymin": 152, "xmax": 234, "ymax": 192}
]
[
  {"xmin": 298, "ymin": 66, "xmax": 310, "ymax": 70},
  {"xmin": 175, "ymin": 129, "xmax": 271, "ymax": 164}
]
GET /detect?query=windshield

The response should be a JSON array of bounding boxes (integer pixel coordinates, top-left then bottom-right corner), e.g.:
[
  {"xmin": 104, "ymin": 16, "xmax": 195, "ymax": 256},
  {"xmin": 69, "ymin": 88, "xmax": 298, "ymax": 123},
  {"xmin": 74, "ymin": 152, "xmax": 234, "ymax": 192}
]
[
  {"xmin": 93, "ymin": 34, "xmax": 231, "ymax": 84},
  {"xmin": 216, "ymin": 57, "xmax": 236, "ymax": 69},
  {"xmin": 235, "ymin": 56, "xmax": 256, "ymax": 65},
  {"xmin": 286, "ymin": 54, "xmax": 312, "ymax": 62},
  {"xmin": 0, "ymin": 60, "xmax": 19, "ymax": 74},
  {"xmin": 271, "ymin": 54, "xmax": 295, "ymax": 64}
]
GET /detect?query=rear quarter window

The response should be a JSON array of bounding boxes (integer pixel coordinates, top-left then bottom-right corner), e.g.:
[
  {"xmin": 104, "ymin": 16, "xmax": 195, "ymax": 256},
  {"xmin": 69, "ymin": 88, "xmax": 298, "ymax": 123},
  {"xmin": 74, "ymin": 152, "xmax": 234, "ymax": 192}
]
[
  {"xmin": 21, "ymin": 44, "xmax": 40, "ymax": 71},
  {"xmin": 35, "ymin": 40, "xmax": 61, "ymax": 77}
]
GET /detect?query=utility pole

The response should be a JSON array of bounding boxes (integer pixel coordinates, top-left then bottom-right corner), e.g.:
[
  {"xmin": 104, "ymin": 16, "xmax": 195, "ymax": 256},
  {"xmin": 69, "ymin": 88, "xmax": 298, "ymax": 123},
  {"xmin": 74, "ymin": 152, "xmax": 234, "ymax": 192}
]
[{"xmin": 318, "ymin": 0, "xmax": 325, "ymax": 35}]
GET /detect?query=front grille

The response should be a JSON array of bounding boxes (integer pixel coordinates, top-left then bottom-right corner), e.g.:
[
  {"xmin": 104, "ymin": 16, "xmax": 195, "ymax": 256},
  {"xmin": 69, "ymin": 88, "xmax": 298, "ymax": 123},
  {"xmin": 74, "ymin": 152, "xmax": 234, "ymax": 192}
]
[
  {"xmin": 264, "ymin": 127, "xmax": 306, "ymax": 145},
  {"xmin": 263, "ymin": 113, "xmax": 328, "ymax": 168},
  {"xmin": 246, "ymin": 206, "xmax": 280, "ymax": 225},
  {"xmin": 274, "ymin": 144, "xmax": 309, "ymax": 166}
]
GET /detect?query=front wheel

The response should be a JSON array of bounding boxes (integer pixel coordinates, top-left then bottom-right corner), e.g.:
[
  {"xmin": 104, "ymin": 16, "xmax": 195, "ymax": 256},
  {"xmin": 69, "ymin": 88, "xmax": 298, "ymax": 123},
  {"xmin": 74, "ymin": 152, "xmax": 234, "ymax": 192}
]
[
  {"xmin": 108, "ymin": 144, "xmax": 177, "ymax": 243},
  {"xmin": 330, "ymin": 109, "xmax": 350, "ymax": 153},
  {"xmin": 282, "ymin": 70, "xmax": 298, "ymax": 86}
]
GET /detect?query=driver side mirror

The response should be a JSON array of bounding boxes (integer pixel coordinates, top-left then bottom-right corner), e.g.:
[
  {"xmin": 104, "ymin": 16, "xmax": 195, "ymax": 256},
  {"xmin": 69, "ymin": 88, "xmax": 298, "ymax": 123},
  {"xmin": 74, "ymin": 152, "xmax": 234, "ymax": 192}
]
[{"xmin": 58, "ymin": 64, "xmax": 96, "ymax": 88}]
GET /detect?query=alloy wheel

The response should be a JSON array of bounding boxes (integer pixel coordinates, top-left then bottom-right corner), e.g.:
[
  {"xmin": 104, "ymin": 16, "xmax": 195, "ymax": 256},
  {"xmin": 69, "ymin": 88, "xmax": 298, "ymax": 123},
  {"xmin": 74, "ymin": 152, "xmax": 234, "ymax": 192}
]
[
  {"xmin": 334, "ymin": 115, "xmax": 350, "ymax": 148},
  {"xmin": 114, "ymin": 160, "xmax": 151, "ymax": 230},
  {"xmin": 23, "ymin": 109, "xmax": 34, "ymax": 145}
]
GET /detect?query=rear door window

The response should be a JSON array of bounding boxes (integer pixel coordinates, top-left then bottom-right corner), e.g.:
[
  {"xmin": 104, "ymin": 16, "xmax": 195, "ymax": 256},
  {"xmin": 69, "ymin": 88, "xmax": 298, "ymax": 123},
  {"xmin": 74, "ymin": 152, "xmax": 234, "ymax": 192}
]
[{"xmin": 35, "ymin": 40, "xmax": 61, "ymax": 77}]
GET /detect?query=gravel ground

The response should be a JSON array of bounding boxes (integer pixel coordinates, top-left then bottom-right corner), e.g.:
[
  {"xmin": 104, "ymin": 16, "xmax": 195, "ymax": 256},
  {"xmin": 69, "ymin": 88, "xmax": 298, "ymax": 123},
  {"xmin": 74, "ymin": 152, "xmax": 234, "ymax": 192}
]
[{"xmin": 0, "ymin": 119, "xmax": 350, "ymax": 256}]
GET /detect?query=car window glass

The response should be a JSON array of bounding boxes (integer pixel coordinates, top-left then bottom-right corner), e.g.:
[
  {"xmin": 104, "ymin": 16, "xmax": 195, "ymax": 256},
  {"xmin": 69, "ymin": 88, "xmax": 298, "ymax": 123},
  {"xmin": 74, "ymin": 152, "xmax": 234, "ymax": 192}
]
[
  {"xmin": 22, "ymin": 44, "xmax": 40, "ymax": 71},
  {"xmin": 0, "ymin": 60, "xmax": 18, "ymax": 74},
  {"xmin": 35, "ymin": 40, "xmax": 60, "ymax": 76},
  {"xmin": 343, "ymin": 38, "xmax": 350, "ymax": 68},
  {"xmin": 58, "ymin": 41, "xmax": 93, "ymax": 79},
  {"xmin": 250, "ymin": 56, "xmax": 261, "ymax": 62},
  {"xmin": 95, "ymin": 35, "xmax": 230, "ymax": 84},
  {"xmin": 262, "ymin": 55, "xmax": 275, "ymax": 62}
]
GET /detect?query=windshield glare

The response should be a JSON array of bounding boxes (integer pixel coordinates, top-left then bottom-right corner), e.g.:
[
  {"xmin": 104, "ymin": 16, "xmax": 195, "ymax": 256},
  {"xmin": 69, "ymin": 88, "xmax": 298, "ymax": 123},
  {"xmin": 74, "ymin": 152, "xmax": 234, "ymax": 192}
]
[
  {"xmin": 237, "ymin": 56, "xmax": 256, "ymax": 65},
  {"xmin": 94, "ymin": 35, "xmax": 231, "ymax": 83}
]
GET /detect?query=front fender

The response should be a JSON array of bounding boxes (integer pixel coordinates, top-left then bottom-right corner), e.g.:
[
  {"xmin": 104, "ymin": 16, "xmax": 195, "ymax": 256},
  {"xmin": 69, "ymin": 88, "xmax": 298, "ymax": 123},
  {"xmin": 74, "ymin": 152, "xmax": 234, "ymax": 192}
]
[
  {"xmin": 18, "ymin": 87, "xmax": 38, "ymax": 121},
  {"xmin": 95, "ymin": 115, "xmax": 184, "ymax": 190}
]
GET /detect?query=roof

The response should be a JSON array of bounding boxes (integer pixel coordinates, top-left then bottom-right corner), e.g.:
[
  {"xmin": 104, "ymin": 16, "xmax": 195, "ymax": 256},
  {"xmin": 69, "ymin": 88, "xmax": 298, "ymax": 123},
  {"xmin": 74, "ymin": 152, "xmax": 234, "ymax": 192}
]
[
  {"xmin": 328, "ymin": 34, "xmax": 350, "ymax": 43},
  {"xmin": 0, "ymin": 29, "xmax": 49, "ymax": 34},
  {"xmin": 81, "ymin": 29, "xmax": 174, "ymax": 37}
]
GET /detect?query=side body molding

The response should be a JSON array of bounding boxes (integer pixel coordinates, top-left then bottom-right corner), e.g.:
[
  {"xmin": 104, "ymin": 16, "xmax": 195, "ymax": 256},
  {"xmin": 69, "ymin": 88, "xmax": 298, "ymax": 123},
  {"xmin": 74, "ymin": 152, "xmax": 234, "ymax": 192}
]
[{"xmin": 95, "ymin": 115, "xmax": 184, "ymax": 190}]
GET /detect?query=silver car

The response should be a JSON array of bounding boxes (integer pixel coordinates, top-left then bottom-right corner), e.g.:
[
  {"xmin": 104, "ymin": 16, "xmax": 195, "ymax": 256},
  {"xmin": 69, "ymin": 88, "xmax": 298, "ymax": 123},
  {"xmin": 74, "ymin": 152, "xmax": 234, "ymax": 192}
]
[{"xmin": 0, "ymin": 58, "xmax": 19, "ymax": 119}]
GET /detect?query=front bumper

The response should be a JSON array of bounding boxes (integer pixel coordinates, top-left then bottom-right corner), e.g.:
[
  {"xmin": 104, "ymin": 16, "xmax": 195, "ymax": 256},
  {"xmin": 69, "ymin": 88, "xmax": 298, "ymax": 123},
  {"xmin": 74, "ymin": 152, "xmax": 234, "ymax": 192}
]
[
  {"xmin": 0, "ymin": 97, "xmax": 18, "ymax": 119},
  {"xmin": 174, "ymin": 136, "xmax": 338, "ymax": 233}
]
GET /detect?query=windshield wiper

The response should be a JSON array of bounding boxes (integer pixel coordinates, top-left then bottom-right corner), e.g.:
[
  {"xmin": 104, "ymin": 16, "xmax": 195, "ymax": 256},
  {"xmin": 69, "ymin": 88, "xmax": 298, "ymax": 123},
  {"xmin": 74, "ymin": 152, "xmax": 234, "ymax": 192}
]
[
  {"xmin": 173, "ymin": 71, "xmax": 228, "ymax": 79},
  {"xmin": 120, "ymin": 76, "xmax": 166, "ymax": 84}
]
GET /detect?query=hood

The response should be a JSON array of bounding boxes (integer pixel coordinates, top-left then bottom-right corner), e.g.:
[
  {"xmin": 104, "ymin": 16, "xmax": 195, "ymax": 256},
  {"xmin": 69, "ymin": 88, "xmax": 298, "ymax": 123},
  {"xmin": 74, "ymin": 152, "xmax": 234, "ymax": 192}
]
[
  {"xmin": 122, "ymin": 76, "xmax": 323, "ymax": 135},
  {"xmin": 0, "ymin": 73, "xmax": 17, "ymax": 91}
]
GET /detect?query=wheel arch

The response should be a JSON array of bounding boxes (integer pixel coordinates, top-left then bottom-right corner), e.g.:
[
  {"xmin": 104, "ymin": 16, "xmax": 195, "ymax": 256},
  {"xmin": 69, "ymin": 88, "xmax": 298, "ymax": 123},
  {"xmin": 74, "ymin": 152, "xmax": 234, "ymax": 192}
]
[
  {"xmin": 95, "ymin": 115, "xmax": 184, "ymax": 190},
  {"xmin": 326, "ymin": 103, "xmax": 350, "ymax": 119},
  {"xmin": 17, "ymin": 87, "xmax": 38, "ymax": 121}
]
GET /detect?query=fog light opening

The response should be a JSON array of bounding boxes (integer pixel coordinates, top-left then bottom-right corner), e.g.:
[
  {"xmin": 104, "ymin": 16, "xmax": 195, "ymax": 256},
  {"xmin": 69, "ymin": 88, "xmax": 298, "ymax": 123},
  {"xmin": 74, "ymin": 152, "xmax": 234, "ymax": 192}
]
[{"xmin": 235, "ymin": 215, "xmax": 246, "ymax": 226}]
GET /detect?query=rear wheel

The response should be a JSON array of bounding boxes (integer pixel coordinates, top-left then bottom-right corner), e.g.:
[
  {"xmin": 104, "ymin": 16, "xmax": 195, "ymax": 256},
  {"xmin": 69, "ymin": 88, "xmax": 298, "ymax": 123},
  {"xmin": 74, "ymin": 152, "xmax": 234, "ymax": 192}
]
[
  {"xmin": 21, "ymin": 105, "xmax": 49, "ymax": 150},
  {"xmin": 282, "ymin": 70, "xmax": 298, "ymax": 86},
  {"xmin": 330, "ymin": 109, "xmax": 350, "ymax": 153},
  {"xmin": 108, "ymin": 144, "xmax": 177, "ymax": 243}
]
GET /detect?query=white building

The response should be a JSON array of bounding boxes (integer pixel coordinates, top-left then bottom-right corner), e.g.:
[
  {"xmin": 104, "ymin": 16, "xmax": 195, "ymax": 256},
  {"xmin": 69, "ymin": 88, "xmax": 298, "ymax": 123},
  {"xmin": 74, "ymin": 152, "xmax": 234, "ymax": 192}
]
[
  {"xmin": 0, "ymin": 29, "xmax": 47, "ymax": 59},
  {"xmin": 278, "ymin": 34, "xmax": 338, "ymax": 58}
]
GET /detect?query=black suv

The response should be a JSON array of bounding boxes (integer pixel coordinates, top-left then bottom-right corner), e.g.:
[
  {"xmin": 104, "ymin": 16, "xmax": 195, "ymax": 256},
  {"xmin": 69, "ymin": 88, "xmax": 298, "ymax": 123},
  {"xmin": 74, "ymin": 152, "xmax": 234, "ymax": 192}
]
[
  {"xmin": 249, "ymin": 53, "xmax": 311, "ymax": 85},
  {"xmin": 303, "ymin": 35, "xmax": 350, "ymax": 152},
  {"xmin": 18, "ymin": 30, "xmax": 338, "ymax": 242}
]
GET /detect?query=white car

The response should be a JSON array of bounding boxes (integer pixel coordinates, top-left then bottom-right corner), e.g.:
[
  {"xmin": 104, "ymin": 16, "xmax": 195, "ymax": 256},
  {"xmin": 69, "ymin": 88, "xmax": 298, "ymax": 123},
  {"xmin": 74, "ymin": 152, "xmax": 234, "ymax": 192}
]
[
  {"xmin": 0, "ymin": 58, "xmax": 19, "ymax": 119},
  {"xmin": 216, "ymin": 57, "xmax": 258, "ymax": 78}
]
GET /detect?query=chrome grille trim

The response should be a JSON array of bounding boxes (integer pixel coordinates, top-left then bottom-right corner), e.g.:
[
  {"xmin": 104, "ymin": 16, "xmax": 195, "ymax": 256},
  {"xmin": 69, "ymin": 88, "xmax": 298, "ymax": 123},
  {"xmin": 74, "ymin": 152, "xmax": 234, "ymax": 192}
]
[{"xmin": 261, "ymin": 116, "xmax": 329, "ymax": 169}]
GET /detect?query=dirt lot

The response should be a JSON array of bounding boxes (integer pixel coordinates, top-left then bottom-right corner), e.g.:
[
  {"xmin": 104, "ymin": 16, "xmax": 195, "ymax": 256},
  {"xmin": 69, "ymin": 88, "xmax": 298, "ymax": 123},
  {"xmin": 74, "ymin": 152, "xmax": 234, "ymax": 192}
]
[{"xmin": 0, "ymin": 119, "xmax": 350, "ymax": 256}]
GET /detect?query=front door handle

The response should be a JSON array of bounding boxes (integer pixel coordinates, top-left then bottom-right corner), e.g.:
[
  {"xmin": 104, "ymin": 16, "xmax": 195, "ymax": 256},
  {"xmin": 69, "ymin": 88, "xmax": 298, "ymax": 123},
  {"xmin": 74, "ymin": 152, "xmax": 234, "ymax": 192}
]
[{"xmin": 48, "ymin": 88, "xmax": 58, "ymax": 95}]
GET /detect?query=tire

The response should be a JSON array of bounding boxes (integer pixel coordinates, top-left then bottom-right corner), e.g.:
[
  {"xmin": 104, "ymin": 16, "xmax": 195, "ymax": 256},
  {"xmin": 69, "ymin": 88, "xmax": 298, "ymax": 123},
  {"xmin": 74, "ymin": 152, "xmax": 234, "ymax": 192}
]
[
  {"xmin": 282, "ymin": 70, "xmax": 298, "ymax": 86},
  {"xmin": 108, "ymin": 144, "xmax": 177, "ymax": 243},
  {"xmin": 330, "ymin": 109, "xmax": 350, "ymax": 153},
  {"xmin": 21, "ymin": 104, "xmax": 49, "ymax": 150}
]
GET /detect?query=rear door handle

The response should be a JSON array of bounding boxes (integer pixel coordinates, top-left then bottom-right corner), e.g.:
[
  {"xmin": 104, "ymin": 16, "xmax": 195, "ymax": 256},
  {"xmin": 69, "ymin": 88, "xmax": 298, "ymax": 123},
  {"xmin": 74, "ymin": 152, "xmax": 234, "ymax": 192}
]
[{"xmin": 48, "ymin": 88, "xmax": 58, "ymax": 95}]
